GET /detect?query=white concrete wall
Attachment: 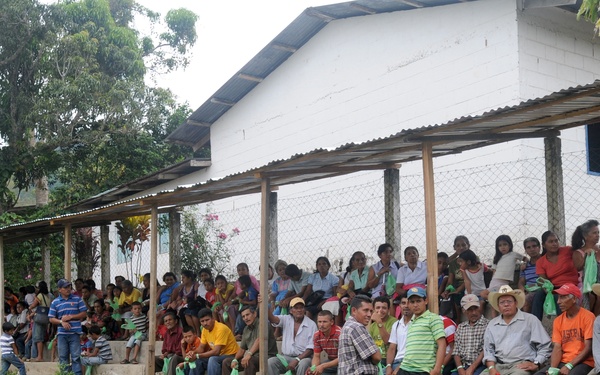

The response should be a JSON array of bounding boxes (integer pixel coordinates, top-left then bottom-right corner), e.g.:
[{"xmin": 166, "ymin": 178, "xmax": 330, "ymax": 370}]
[{"xmin": 109, "ymin": 1, "xmax": 600, "ymax": 276}]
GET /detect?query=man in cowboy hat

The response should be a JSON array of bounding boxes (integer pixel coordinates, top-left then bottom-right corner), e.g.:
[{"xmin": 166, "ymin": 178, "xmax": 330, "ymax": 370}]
[
  {"xmin": 483, "ymin": 285, "xmax": 551, "ymax": 375},
  {"xmin": 533, "ymin": 283, "xmax": 593, "ymax": 375}
]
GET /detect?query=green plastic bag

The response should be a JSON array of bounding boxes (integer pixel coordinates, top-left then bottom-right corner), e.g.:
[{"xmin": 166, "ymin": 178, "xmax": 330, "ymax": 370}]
[
  {"xmin": 47, "ymin": 337, "xmax": 56, "ymax": 350},
  {"xmin": 377, "ymin": 349, "xmax": 385, "ymax": 375},
  {"xmin": 276, "ymin": 354, "xmax": 293, "ymax": 375},
  {"xmin": 176, "ymin": 367, "xmax": 185, "ymax": 375},
  {"xmin": 537, "ymin": 277, "xmax": 557, "ymax": 316},
  {"xmin": 85, "ymin": 365, "xmax": 92, "ymax": 375},
  {"xmin": 385, "ymin": 273, "xmax": 396, "ymax": 295},
  {"xmin": 121, "ymin": 319, "xmax": 136, "ymax": 330},
  {"xmin": 231, "ymin": 368, "xmax": 239, "ymax": 375},
  {"xmin": 583, "ymin": 253, "xmax": 598, "ymax": 293},
  {"xmin": 162, "ymin": 356, "xmax": 171, "ymax": 374}
]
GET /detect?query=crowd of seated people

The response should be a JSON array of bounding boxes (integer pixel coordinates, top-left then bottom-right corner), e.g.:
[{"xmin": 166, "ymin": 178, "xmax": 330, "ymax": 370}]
[{"xmin": 5, "ymin": 220, "xmax": 600, "ymax": 375}]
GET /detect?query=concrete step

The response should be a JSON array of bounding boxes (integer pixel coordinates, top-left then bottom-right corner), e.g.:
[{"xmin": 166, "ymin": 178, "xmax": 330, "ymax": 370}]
[{"xmin": 22, "ymin": 362, "xmax": 146, "ymax": 375}]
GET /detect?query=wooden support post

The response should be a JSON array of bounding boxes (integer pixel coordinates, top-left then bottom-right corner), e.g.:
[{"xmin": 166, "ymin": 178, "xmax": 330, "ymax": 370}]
[
  {"xmin": 169, "ymin": 208, "xmax": 182, "ymax": 277},
  {"xmin": 147, "ymin": 206, "xmax": 159, "ymax": 375},
  {"xmin": 64, "ymin": 224, "xmax": 72, "ymax": 280},
  {"xmin": 269, "ymin": 192, "xmax": 278, "ymax": 266},
  {"xmin": 422, "ymin": 143, "xmax": 439, "ymax": 313},
  {"xmin": 384, "ymin": 168, "xmax": 402, "ymax": 261},
  {"xmin": 544, "ymin": 136, "xmax": 566, "ymax": 242},
  {"xmin": 100, "ymin": 225, "xmax": 110, "ymax": 289},
  {"xmin": 259, "ymin": 178, "xmax": 271, "ymax": 374},
  {"xmin": 0, "ymin": 236, "xmax": 4, "ymax": 324},
  {"xmin": 42, "ymin": 236, "xmax": 51, "ymax": 284}
]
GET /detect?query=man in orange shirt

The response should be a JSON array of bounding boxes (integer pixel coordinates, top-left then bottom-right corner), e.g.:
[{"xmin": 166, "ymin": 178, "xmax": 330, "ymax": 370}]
[{"xmin": 534, "ymin": 283, "xmax": 594, "ymax": 375}]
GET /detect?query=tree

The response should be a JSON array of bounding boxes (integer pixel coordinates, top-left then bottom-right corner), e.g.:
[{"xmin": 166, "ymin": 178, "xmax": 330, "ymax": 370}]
[
  {"xmin": 73, "ymin": 227, "xmax": 100, "ymax": 280},
  {"xmin": 0, "ymin": 0, "xmax": 198, "ymax": 214},
  {"xmin": 116, "ymin": 215, "xmax": 151, "ymax": 284},
  {"xmin": 180, "ymin": 206, "xmax": 240, "ymax": 279},
  {"xmin": 579, "ymin": 1, "xmax": 600, "ymax": 34}
]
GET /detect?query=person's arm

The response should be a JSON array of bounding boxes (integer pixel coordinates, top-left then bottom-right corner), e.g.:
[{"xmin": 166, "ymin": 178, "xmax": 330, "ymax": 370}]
[
  {"xmin": 443, "ymin": 342, "xmax": 454, "ymax": 366},
  {"xmin": 198, "ymin": 345, "xmax": 223, "ymax": 358},
  {"xmin": 573, "ymin": 249, "xmax": 585, "ymax": 271},
  {"xmin": 386, "ymin": 343, "xmax": 397, "ymax": 375},
  {"xmin": 563, "ymin": 339, "xmax": 592, "ymax": 371},
  {"xmin": 549, "ymin": 341, "xmax": 561, "ymax": 369},
  {"xmin": 366, "ymin": 267, "xmax": 379, "ymax": 290},
  {"xmin": 461, "ymin": 269, "xmax": 472, "ymax": 294},
  {"xmin": 287, "ymin": 349, "xmax": 314, "ymax": 371},
  {"xmin": 466, "ymin": 351, "xmax": 485, "ymax": 375},
  {"xmin": 430, "ymin": 337, "xmax": 447, "ymax": 375},
  {"xmin": 442, "ymin": 273, "xmax": 455, "ymax": 299},
  {"xmin": 301, "ymin": 284, "xmax": 312, "ymax": 300},
  {"xmin": 11, "ymin": 341, "xmax": 21, "ymax": 357},
  {"xmin": 266, "ymin": 300, "xmax": 281, "ymax": 325},
  {"xmin": 370, "ymin": 347, "xmax": 382, "ymax": 365},
  {"xmin": 517, "ymin": 275, "xmax": 526, "ymax": 291}
]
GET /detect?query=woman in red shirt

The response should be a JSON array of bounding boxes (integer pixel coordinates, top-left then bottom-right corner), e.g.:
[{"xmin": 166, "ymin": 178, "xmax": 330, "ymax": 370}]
[{"xmin": 532, "ymin": 231, "xmax": 579, "ymax": 321}]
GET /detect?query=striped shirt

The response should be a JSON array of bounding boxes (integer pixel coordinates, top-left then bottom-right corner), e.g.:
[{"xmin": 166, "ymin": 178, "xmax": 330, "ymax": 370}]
[
  {"xmin": 131, "ymin": 313, "xmax": 148, "ymax": 333},
  {"xmin": 93, "ymin": 336, "xmax": 112, "ymax": 361},
  {"xmin": 400, "ymin": 310, "xmax": 446, "ymax": 373},
  {"xmin": 313, "ymin": 325, "xmax": 342, "ymax": 360},
  {"xmin": 0, "ymin": 333, "xmax": 15, "ymax": 355},
  {"xmin": 48, "ymin": 293, "xmax": 87, "ymax": 335}
]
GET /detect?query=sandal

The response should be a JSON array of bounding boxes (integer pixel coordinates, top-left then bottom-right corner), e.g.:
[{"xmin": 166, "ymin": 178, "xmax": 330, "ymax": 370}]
[
  {"xmin": 120, "ymin": 359, "xmax": 130, "ymax": 364},
  {"xmin": 131, "ymin": 360, "xmax": 139, "ymax": 364}
]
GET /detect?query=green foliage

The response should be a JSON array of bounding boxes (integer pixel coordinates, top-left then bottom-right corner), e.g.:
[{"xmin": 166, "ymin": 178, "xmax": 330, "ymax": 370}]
[
  {"xmin": 0, "ymin": 0, "xmax": 198, "ymax": 215},
  {"xmin": 180, "ymin": 206, "xmax": 240, "ymax": 279},
  {"xmin": 578, "ymin": 0, "xmax": 600, "ymax": 34},
  {"xmin": 116, "ymin": 215, "xmax": 151, "ymax": 284},
  {"xmin": 55, "ymin": 363, "xmax": 76, "ymax": 375},
  {"xmin": 73, "ymin": 227, "xmax": 100, "ymax": 279}
]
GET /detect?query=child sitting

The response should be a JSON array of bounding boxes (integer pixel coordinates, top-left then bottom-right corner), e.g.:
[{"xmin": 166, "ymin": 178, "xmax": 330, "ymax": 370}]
[
  {"xmin": 458, "ymin": 250, "xmax": 488, "ymax": 314},
  {"xmin": 80, "ymin": 329, "xmax": 93, "ymax": 356},
  {"xmin": 204, "ymin": 278, "xmax": 216, "ymax": 305},
  {"xmin": 235, "ymin": 275, "xmax": 258, "ymax": 336},
  {"xmin": 81, "ymin": 325, "xmax": 112, "ymax": 372},
  {"xmin": 1, "ymin": 322, "xmax": 26, "ymax": 375},
  {"xmin": 175, "ymin": 326, "xmax": 202, "ymax": 371},
  {"xmin": 121, "ymin": 301, "xmax": 148, "ymax": 365}
]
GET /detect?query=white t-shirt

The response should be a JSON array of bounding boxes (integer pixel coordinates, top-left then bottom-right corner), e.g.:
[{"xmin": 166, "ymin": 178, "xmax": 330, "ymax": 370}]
[
  {"xmin": 492, "ymin": 252, "xmax": 522, "ymax": 281},
  {"xmin": 389, "ymin": 318, "xmax": 411, "ymax": 361}
]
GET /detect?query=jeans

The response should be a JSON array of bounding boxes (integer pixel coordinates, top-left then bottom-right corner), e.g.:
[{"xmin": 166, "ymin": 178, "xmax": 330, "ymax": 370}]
[
  {"xmin": 1, "ymin": 353, "xmax": 26, "ymax": 375},
  {"xmin": 191, "ymin": 355, "xmax": 235, "ymax": 375},
  {"xmin": 268, "ymin": 355, "xmax": 312, "ymax": 375},
  {"xmin": 58, "ymin": 333, "xmax": 83, "ymax": 375},
  {"xmin": 14, "ymin": 333, "xmax": 26, "ymax": 357},
  {"xmin": 81, "ymin": 356, "xmax": 108, "ymax": 366}
]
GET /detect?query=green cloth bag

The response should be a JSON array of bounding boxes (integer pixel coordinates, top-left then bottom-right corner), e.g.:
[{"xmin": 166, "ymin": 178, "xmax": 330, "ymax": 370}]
[{"xmin": 583, "ymin": 253, "xmax": 598, "ymax": 293}]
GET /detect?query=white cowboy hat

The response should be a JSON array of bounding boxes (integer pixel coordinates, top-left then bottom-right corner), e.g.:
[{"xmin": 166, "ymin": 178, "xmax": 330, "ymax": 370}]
[{"xmin": 488, "ymin": 285, "xmax": 525, "ymax": 312}]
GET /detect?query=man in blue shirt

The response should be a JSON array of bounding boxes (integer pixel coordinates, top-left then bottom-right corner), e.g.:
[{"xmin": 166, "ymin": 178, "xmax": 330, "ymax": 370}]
[{"xmin": 48, "ymin": 278, "xmax": 88, "ymax": 375}]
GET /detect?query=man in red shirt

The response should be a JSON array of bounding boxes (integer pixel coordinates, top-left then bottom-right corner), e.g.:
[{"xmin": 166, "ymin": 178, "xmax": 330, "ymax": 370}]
[
  {"xmin": 155, "ymin": 311, "xmax": 183, "ymax": 375},
  {"xmin": 309, "ymin": 310, "xmax": 341, "ymax": 374}
]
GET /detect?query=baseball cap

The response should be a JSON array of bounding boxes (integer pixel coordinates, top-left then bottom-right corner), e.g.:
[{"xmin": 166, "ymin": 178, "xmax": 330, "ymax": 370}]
[
  {"xmin": 553, "ymin": 283, "xmax": 582, "ymax": 299},
  {"xmin": 290, "ymin": 297, "xmax": 305, "ymax": 307},
  {"xmin": 460, "ymin": 294, "xmax": 480, "ymax": 310},
  {"xmin": 407, "ymin": 286, "xmax": 426, "ymax": 298},
  {"xmin": 57, "ymin": 279, "xmax": 72, "ymax": 289}
]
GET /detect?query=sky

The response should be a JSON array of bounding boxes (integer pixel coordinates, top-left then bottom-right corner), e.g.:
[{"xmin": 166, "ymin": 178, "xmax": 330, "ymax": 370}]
[{"xmin": 142, "ymin": 0, "xmax": 337, "ymax": 108}]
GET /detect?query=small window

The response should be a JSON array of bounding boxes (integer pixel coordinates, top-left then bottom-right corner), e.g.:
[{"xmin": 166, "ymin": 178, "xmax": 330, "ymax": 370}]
[{"xmin": 587, "ymin": 123, "xmax": 600, "ymax": 175}]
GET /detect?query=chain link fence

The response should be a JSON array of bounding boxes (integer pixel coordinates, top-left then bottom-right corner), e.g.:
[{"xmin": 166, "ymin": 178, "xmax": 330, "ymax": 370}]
[{"xmin": 201, "ymin": 150, "xmax": 599, "ymax": 278}]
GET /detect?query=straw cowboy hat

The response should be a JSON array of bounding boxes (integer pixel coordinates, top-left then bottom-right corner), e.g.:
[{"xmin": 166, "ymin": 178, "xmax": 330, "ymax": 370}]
[
  {"xmin": 592, "ymin": 284, "xmax": 600, "ymax": 296},
  {"xmin": 488, "ymin": 285, "xmax": 525, "ymax": 312}
]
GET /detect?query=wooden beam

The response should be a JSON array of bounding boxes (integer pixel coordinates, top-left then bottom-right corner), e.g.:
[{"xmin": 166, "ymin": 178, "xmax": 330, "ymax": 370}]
[
  {"xmin": 185, "ymin": 119, "xmax": 211, "ymax": 127},
  {"xmin": 189, "ymin": 160, "xmax": 212, "ymax": 168},
  {"xmin": 254, "ymin": 163, "xmax": 400, "ymax": 178},
  {"xmin": 271, "ymin": 43, "xmax": 298, "ymax": 53},
  {"xmin": 406, "ymin": 129, "xmax": 560, "ymax": 143},
  {"xmin": 210, "ymin": 97, "xmax": 236, "ymax": 107},
  {"xmin": 64, "ymin": 223, "xmax": 72, "ymax": 280},
  {"xmin": 192, "ymin": 133, "xmax": 211, "ymax": 152},
  {"xmin": 259, "ymin": 178, "xmax": 271, "ymax": 374},
  {"xmin": 238, "ymin": 73, "xmax": 264, "ymax": 83},
  {"xmin": 147, "ymin": 206, "xmax": 158, "ymax": 375},
  {"xmin": 422, "ymin": 143, "xmax": 439, "ymax": 313}
]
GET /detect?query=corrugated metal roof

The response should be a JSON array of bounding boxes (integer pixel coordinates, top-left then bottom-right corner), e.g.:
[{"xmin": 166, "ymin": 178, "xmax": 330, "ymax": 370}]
[
  {"xmin": 166, "ymin": 0, "xmax": 581, "ymax": 150},
  {"xmin": 2, "ymin": 79, "xmax": 600, "ymax": 243}
]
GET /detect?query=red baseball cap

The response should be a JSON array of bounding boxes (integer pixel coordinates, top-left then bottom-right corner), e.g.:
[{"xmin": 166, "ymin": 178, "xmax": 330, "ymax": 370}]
[{"xmin": 553, "ymin": 283, "xmax": 582, "ymax": 299}]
